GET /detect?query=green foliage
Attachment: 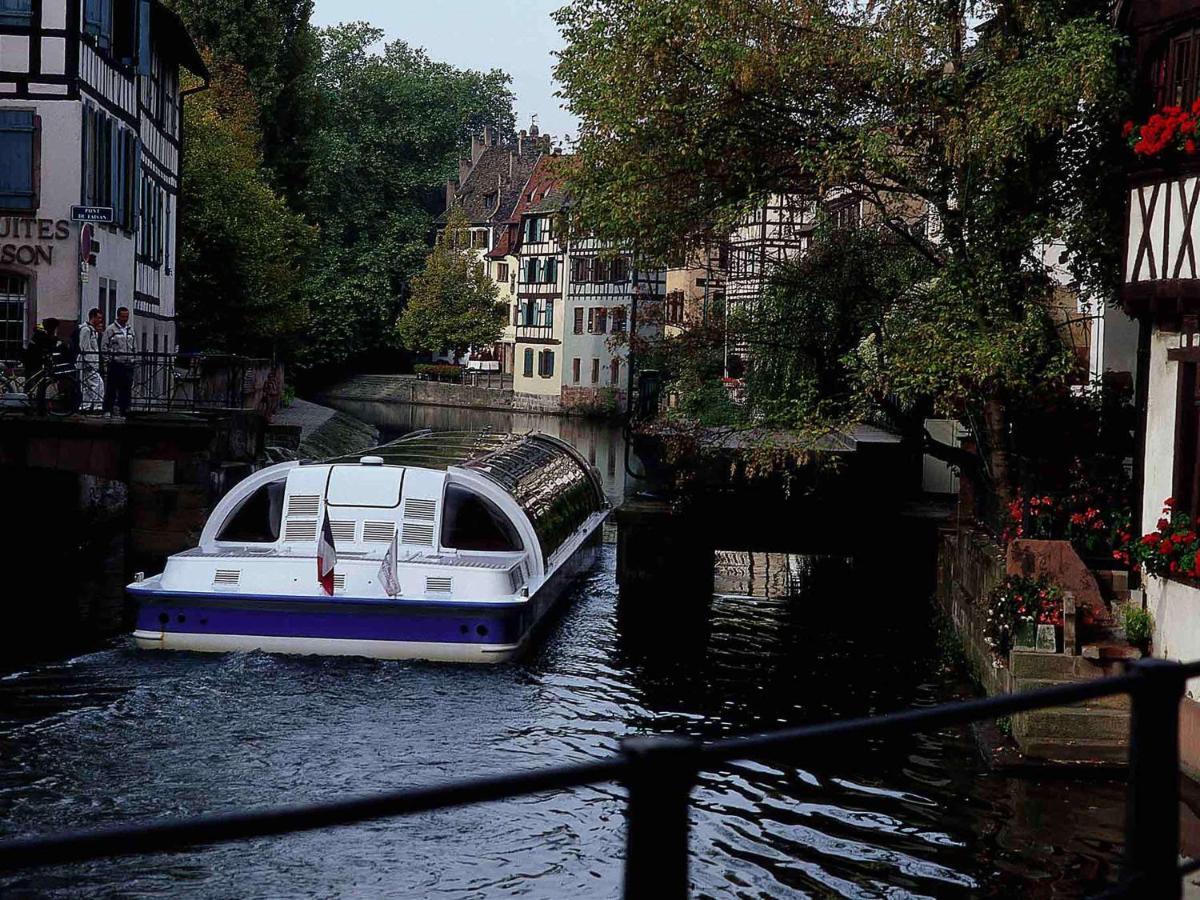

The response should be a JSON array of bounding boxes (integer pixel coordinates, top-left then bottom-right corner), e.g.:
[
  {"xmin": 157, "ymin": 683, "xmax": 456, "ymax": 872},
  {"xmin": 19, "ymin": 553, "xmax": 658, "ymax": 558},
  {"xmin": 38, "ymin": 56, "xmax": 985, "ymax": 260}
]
[
  {"xmin": 396, "ymin": 209, "xmax": 505, "ymax": 358},
  {"xmin": 1122, "ymin": 605, "xmax": 1153, "ymax": 648},
  {"xmin": 177, "ymin": 56, "xmax": 314, "ymax": 355},
  {"xmin": 166, "ymin": 0, "xmax": 321, "ymax": 201},
  {"xmin": 555, "ymin": 0, "xmax": 1128, "ymax": 493},
  {"xmin": 743, "ymin": 225, "xmax": 934, "ymax": 428},
  {"xmin": 298, "ymin": 25, "xmax": 516, "ymax": 369},
  {"xmin": 414, "ymin": 363, "xmax": 465, "ymax": 379}
]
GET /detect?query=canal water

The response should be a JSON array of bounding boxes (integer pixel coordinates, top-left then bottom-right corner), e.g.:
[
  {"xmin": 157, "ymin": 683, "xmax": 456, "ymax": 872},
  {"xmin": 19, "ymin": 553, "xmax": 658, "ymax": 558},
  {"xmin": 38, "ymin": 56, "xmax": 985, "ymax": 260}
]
[{"xmin": 0, "ymin": 405, "xmax": 1136, "ymax": 897}]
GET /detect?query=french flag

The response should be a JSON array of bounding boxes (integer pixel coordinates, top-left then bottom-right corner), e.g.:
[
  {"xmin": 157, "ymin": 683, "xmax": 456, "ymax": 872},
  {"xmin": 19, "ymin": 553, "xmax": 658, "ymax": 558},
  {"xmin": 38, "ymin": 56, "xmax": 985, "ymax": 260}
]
[{"xmin": 317, "ymin": 513, "xmax": 338, "ymax": 595}]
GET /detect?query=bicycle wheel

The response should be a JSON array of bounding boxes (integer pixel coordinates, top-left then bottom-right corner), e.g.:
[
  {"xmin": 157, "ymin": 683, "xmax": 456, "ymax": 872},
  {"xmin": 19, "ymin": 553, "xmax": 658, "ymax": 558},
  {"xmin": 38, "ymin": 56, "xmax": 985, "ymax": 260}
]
[{"xmin": 42, "ymin": 374, "xmax": 82, "ymax": 417}]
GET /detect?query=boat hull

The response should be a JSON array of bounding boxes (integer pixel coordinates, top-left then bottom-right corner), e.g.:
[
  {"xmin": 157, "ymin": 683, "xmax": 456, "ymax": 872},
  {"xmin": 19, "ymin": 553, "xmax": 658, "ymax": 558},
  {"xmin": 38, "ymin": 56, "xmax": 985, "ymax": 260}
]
[{"xmin": 130, "ymin": 536, "xmax": 600, "ymax": 664}]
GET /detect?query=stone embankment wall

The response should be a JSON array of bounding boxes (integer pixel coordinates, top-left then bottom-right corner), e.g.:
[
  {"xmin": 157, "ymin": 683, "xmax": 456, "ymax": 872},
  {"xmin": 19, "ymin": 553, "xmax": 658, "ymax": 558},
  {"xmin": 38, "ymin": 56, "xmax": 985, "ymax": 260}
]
[
  {"xmin": 268, "ymin": 398, "xmax": 379, "ymax": 460},
  {"xmin": 936, "ymin": 526, "xmax": 1131, "ymax": 766},
  {"xmin": 321, "ymin": 375, "xmax": 627, "ymax": 419},
  {"xmin": 320, "ymin": 375, "xmax": 514, "ymax": 412}
]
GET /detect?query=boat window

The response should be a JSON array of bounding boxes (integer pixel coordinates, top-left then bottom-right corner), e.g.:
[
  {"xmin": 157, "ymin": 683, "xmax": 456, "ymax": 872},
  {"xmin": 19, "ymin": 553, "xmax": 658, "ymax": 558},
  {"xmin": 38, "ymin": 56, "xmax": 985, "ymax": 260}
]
[
  {"xmin": 327, "ymin": 465, "xmax": 403, "ymax": 508},
  {"xmin": 441, "ymin": 484, "xmax": 523, "ymax": 552},
  {"xmin": 217, "ymin": 481, "xmax": 286, "ymax": 543}
]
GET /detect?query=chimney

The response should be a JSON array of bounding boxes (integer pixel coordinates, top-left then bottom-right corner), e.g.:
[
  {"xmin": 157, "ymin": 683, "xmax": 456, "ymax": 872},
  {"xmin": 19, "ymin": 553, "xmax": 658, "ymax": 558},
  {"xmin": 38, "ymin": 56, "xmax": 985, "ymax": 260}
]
[
  {"xmin": 459, "ymin": 157, "xmax": 472, "ymax": 184},
  {"xmin": 483, "ymin": 125, "xmax": 493, "ymax": 147},
  {"xmin": 509, "ymin": 151, "xmax": 515, "ymax": 180},
  {"xmin": 471, "ymin": 134, "xmax": 484, "ymax": 166},
  {"xmin": 445, "ymin": 179, "xmax": 458, "ymax": 211},
  {"xmin": 518, "ymin": 129, "xmax": 527, "ymax": 156},
  {"xmin": 529, "ymin": 123, "xmax": 540, "ymax": 137}
]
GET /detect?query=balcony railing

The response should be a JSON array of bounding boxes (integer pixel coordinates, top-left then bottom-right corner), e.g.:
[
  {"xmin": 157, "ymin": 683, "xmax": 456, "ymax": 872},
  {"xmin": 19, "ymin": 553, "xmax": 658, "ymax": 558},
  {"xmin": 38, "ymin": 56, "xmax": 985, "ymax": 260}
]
[{"xmin": 0, "ymin": 657, "xmax": 1197, "ymax": 897}]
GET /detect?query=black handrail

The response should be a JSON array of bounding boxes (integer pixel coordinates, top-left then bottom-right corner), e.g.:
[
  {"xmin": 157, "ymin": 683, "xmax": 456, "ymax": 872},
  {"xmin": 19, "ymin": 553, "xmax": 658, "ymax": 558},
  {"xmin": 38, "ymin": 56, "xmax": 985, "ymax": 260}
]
[{"xmin": 2, "ymin": 657, "xmax": 1198, "ymax": 898}]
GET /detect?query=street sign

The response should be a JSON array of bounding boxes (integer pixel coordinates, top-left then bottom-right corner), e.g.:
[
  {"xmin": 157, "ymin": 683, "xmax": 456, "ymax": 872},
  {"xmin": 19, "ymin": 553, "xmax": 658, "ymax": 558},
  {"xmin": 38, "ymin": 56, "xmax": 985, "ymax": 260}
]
[{"xmin": 71, "ymin": 206, "xmax": 114, "ymax": 223}]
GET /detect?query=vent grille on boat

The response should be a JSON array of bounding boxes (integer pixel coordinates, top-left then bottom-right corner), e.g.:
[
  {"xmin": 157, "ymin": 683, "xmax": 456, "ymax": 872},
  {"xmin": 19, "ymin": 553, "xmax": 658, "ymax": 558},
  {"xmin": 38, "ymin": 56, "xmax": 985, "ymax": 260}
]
[
  {"xmin": 363, "ymin": 522, "xmax": 396, "ymax": 543},
  {"xmin": 284, "ymin": 519, "xmax": 318, "ymax": 542},
  {"xmin": 330, "ymin": 521, "xmax": 356, "ymax": 543},
  {"xmin": 213, "ymin": 569, "xmax": 241, "ymax": 586},
  {"xmin": 401, "ymin": 522, "xmax": 435, "ymax": 545},
  {"xmin": 425, "ymin": 576, "xmax": 452, "ymax": 594},
  {"xmin": 404, "ymin": 498, "xmax": 437, "ymax": 521},
  {"xmin": 333, "ymin": 574, "xmax": 346, "ymax": 591},
  {"xmin": 286, "ymin": 494, "xmax": 321, "ymax": 517}
]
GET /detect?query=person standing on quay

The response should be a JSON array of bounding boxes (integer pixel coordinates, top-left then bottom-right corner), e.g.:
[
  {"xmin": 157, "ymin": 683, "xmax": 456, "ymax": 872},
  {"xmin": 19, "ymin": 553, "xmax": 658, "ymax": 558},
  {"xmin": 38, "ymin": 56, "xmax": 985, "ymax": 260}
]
[
  {"xmin": 78, "ymin": 308, "xmax": 104, "ymax": 413},
  {"xmin": 102, "ymin": 306, "xmax": 136, "ymax": 418}
]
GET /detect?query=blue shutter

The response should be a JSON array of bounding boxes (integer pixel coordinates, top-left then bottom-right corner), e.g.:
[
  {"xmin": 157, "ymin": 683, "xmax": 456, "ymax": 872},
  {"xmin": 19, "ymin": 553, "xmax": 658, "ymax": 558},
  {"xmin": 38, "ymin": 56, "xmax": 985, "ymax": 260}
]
[
  {"xmin": 0, "ymin": 110, "xmax": 35, "ymax": 210},
  {"xmin": 137, "ymin": 0, "xmax": 151, "ymax": 75},
  {"xmin": 0, "ymin": 0, "xmax": 33, "ymax": 26},
  {"xmin": 81, "ymin": 105, "xmax": 91, "ymax": 206}
]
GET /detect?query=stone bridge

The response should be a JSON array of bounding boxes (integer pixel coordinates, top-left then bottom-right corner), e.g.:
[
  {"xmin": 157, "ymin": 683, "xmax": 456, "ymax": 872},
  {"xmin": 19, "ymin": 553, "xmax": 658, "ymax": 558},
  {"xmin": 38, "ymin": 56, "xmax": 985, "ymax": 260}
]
[{"xmin": 0, "ymin": 411, "xmax": 265, "ymax": 564}]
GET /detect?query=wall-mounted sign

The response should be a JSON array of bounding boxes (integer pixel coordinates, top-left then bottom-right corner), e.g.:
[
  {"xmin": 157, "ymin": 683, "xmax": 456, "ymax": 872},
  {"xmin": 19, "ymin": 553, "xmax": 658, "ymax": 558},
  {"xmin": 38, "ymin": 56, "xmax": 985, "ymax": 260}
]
[
  {"xmin": 0, "ymin": 217, "xmax": 71, "ymax": 267},
  {"xmin": 71, "ymin": 206, "xmax": 114, "ymax": 223}
]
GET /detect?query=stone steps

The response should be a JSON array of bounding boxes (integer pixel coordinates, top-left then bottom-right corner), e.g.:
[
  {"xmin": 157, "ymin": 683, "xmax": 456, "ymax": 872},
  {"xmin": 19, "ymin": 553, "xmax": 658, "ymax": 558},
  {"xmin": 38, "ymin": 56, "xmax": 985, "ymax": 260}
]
[
  {"xmin": 1015, "ymin": 706, "xmax": 1131, "ymax": 742},
  {"xmin": 1010, "ymin": 650, "xmax": 1125, "ymax": 680},
  {"xmin": 1013, "ymin": 677, "xmax": 1131, "ymax": 710},
  {"xmin": 1016, "ymin": 737, "xmax": 1129, "ymax": 765},
  {"xmin": 1008, "ymin": 649, "xmax": 1132, "ymax": 762}
]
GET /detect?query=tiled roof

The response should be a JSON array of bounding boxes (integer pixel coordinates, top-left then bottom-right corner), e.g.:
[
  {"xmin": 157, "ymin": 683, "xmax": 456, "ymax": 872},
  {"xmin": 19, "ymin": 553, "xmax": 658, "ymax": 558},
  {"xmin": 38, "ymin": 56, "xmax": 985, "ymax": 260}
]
[
  {"xmin": 439, "ymin": 142, "xmax": 540, "ymax": 227},
  {"xmin": 482, "ymin": 154, "xmax": 571, "ymax": 258}
]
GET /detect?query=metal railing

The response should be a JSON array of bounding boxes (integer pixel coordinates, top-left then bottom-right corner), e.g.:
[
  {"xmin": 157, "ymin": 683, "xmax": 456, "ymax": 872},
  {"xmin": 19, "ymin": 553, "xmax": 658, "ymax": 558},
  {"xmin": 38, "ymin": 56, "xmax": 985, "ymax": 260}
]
[
  {"xmin": 0, "ymin": 657, "xmax": 1197, "ymax": 897},
  {"xmin": 50, "ymin": 351, "xmax": 282, "ymax": 416}
]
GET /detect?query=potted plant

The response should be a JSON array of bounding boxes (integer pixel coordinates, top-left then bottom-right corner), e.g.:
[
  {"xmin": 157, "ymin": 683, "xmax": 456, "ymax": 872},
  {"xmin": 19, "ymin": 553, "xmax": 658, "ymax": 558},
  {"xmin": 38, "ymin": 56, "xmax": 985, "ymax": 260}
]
[
  {"xmin": 985, "ymin": 575, "xmax": 1065, "ymax": 664},
  {"xmin": 1121, "ymin": 605, "xmax": 1153, "ymax": 655}
]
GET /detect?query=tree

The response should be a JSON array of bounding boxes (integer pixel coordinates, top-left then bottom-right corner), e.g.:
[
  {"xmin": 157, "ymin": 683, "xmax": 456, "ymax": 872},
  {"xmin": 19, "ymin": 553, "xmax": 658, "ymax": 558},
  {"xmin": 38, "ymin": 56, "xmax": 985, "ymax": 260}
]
[
  {"xmin": 396, "ymin": 209, "xmax": 504, "ymax": 358},
  {"xmin": 297, "ymin": 24, "xmax": 516, "ymax": 370},
  {"xmin": 553, "ymin": 0, "xmax": 1127, "ymax": 499},
  {"xmin": 166, "ymin": 0, "xmax": 321, "ymax": 202},
  {"xmin": 177, "ymin": 55, "xmax": 314, "ymax": 355}
]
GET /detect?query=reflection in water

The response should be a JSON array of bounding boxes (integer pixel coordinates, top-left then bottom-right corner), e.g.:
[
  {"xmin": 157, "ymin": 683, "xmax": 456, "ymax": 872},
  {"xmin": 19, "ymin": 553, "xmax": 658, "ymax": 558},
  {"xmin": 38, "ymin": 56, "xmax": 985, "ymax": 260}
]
[{"xmin": 0, "ymin": 544, "xmax": 1134, "ymax": 898}]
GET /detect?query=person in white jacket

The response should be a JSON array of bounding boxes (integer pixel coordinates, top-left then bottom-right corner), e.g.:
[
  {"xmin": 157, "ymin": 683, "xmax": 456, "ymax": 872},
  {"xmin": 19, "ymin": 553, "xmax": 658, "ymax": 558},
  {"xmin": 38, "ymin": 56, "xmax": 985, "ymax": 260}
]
[
  {"xmin": 77, "ymin": 308, "xmax": 104, "ymax": 413},
  {"xmin": 102, "ymin": 306, "xmax": 136, "ymax": 417}
]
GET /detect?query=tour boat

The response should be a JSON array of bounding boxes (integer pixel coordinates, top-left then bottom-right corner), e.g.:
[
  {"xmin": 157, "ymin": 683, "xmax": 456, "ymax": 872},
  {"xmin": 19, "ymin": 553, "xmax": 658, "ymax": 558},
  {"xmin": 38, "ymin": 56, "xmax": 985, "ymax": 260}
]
[{"xmin": 128, "ymin": 431, "xmax": 609, "ymax": 663}]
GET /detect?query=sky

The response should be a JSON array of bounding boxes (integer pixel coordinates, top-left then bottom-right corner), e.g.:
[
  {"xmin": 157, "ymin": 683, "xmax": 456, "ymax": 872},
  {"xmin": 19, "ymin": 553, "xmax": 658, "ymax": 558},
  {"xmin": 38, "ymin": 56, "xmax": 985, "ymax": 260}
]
[{"xmin": 310, "ymin": 0, "xmax": 579, "ymax": 141}]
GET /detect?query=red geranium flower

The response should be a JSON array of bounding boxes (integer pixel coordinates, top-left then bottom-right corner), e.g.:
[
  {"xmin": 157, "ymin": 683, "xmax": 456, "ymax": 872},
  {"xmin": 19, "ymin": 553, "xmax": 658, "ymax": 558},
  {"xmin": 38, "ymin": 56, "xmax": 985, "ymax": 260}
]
[
  {"xmin": 1166, "ymin": 498, "xmax": 1177, "ymax": 508},
  {"xmin": 1123, "ymin": 120, "xmax": 1135, "ymax": 137}
]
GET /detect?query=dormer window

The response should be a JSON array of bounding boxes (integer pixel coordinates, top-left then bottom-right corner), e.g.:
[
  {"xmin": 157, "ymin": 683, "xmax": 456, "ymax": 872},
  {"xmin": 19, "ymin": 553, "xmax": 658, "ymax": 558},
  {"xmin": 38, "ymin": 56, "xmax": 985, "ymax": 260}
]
[
  {"xmin": 1153, "ymin": 26, "xmax": 1200, "ymax": 110},
  {"xmin": 0, "ymin": 0, "xmax": 32, "ymax": 27}
]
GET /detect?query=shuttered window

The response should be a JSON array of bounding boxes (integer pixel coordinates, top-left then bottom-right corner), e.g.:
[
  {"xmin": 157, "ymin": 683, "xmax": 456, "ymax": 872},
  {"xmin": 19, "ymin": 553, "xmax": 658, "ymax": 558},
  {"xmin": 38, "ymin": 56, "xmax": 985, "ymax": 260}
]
[
  {"xmin": 523, "ymin": 348, "xmax": 534, "ymax": 377},
  {"xmin": 0, "ymin": 111, "xmax": 35, "ymax": 211},
  {"xmin": 84, "ymin": 0, "xmax": 113, "ymax": 50},
  {"xmin": 573, "ymin": 307, "xmax": 584, "ymax": 334},
  {"xmin": 538, "ymin": 350, "xmax": 554, "ymax": 378},
  {"xmin": 1155, "ymin": 28, "xmax": 1200, "ymax": 111},
  {"xmin": 0, "ymin": 0, "xmax": 32, "ymax": 26},
  {"xmin": 1176, "ymin": 361, "xmax": 1200, "ymax": 524}
]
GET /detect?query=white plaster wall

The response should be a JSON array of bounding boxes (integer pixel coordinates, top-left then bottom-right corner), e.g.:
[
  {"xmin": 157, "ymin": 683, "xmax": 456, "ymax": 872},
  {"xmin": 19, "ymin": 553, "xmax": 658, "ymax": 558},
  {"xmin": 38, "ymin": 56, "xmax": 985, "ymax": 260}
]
[
  {"xmin": 0, "ymin": 99, "xmax": 83, "ymax": 328},
  {"xmin": 1141, "ymin": 328, "xmax": 1200, "ymax": 695}
]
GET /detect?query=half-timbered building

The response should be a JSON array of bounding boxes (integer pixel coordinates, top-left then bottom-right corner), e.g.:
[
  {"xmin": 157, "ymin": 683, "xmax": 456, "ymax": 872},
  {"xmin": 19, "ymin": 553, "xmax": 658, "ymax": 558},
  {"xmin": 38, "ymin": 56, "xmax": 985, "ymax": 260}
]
[
  {"xmin": 441, "ymin": 125, "xmax": 542, "ymax": 372},
  {"xmin": 724, "ymin": 193, "xmax": 818, "ymax": 374},
  {"xmin": 0, "ymin": 0, "xmax": 205, "ymax": 360},
  {"xmin": 486, "ymin": 152, "xmax": 664, "ymax": 412},
  {"xmin": 564, "ymin": 235, "xmax": 664, "ymax": 411},
  {"xmin": 1117, "ymin": 0, "xmax": 1200, "ymax": 777}
]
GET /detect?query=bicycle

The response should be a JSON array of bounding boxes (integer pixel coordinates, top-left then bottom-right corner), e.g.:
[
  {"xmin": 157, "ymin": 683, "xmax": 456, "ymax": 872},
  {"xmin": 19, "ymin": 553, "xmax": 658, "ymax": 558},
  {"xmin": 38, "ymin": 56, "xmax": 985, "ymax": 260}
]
[{"xmin": 24, "ymin": 354, "xmax": 82, "ymax": 417}]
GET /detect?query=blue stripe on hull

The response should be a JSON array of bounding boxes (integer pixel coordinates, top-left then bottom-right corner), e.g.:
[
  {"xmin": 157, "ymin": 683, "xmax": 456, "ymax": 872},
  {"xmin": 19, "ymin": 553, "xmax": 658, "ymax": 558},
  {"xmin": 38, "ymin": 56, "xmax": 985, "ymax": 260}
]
[{"xmin": 130, "ymin": 539, "xmax": 599, "ymax": 659}]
